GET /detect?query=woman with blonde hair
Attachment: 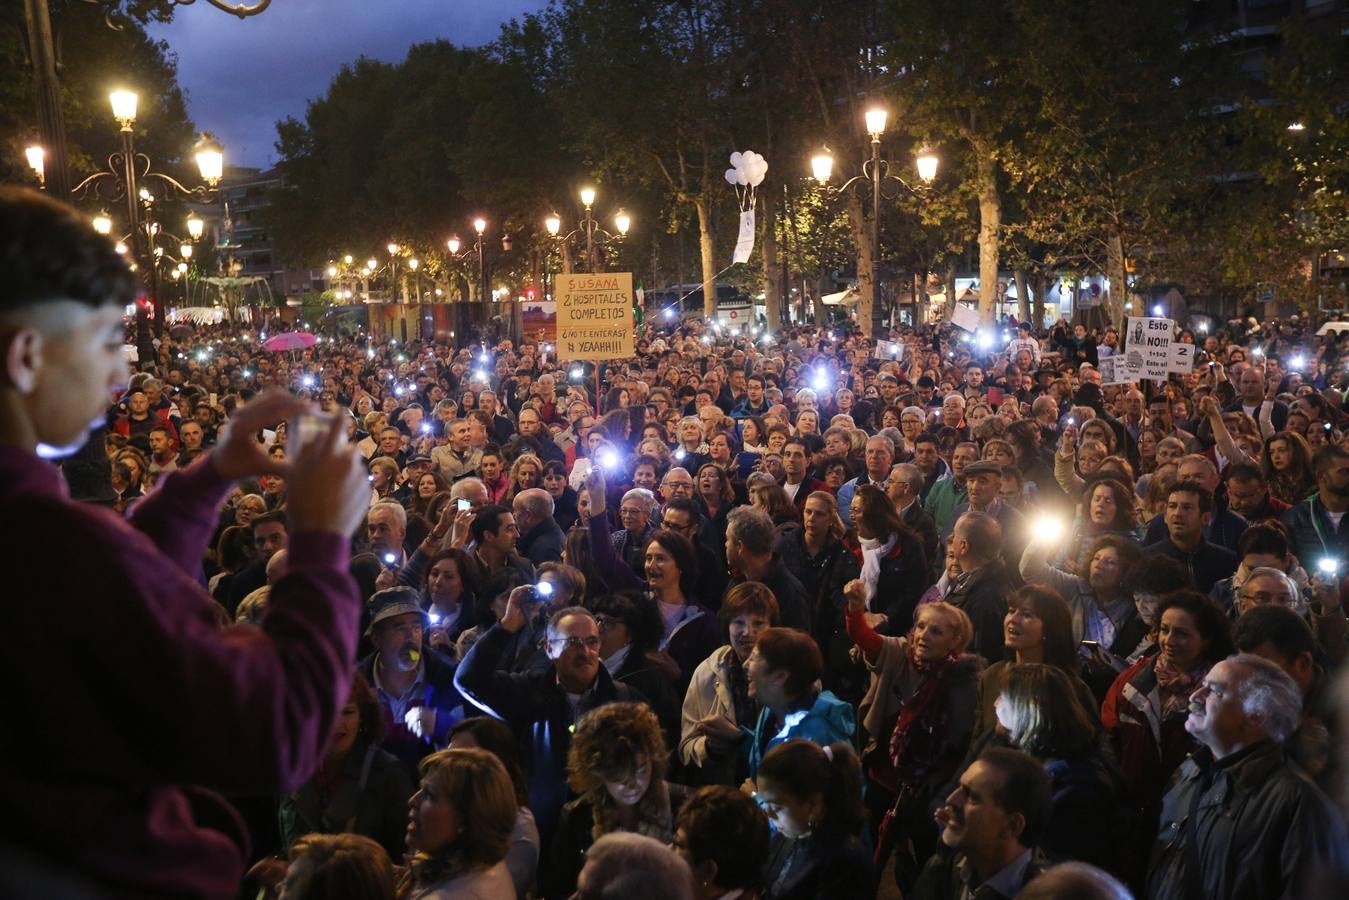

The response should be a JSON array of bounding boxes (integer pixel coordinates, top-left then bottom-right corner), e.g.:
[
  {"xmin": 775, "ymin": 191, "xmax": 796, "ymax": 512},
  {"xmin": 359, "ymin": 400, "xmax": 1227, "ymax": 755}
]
[
  {"xmin": 400, "ymin": 748, "xmax": 518, "ymax": 898},
  {"xmin": 508, "ymin": 452, "xmax": 544, "ymax": 499},
  {"xmin": 845, "ymin": 595, "xmax": 980, "ymax": 891},
  {"xmin": 548, "ymin": 702, "xmax": 685, "ymax": 897}
]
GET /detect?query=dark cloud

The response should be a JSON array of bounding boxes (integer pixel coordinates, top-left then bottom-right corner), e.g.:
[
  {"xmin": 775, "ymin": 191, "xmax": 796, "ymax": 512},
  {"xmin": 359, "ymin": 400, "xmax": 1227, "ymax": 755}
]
[{"xmin": 148, "ymin": 0, "xmax": 545, "ymax": 167}]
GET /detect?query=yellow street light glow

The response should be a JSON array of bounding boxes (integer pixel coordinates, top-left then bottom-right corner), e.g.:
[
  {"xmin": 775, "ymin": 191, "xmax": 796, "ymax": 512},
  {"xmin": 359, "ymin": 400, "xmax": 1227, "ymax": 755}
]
[
  {"xmin": 545, "ymin": 213, "xmax": 561, "ymax": 236},
  {"xmin": 180, "ymin": 243, "xmax": 192, "ymax": 259},
  {"xmin": 186, "ymin": 214, "xmax": 204, "ymax": 240},
  {"xmin": 327, "ymin": 265, "xmax": 338, "ymax": 277},
  {"xmin": 193, "ymin": 133, "xmax": 224, "ymax": 185},
  {"xmin": 387, "ymin": 242, "xmax": 399, "ymax": 255},
  {"xmin": 92, "ymin": 212, "xmax": 113, "ymax": 235},
  {"xmin": 916, "ymin": 147, "xmax": 939, "ymax": 182},
  {"xmin": 864, "ymin": 107, "xmax": 888, "ymax": 137},
  {"xmin": 614, "ymin": 209, "xmax": 631, "ymax": 236},
  {"xmin": 579, "ymin": 186, "xmax": 596, "ymax": 208},
  {"xmin": 343, "ymin": 254, "xmax": 353, "ymax": 265},
  {"xmin": 447, "ymin": 237, "xmax": 461, "ymax": 254},
  {"xmin": 811, "ymin": 148, "xmax": 834, "ymax": 184},
  {"xmin": 114, "ymin": 241, "xmax": 128, "ymax": 255},
  {"xmin": 408, "ymin": 257, "xmax": 419, "ymax": 270},
  {"xmin": 24, "ymin": 145, "xmax": 45, "ymax": 183},
  {"xmin": 473, "ymin": 217, "xmax": 487, "ymax": 236},
  {"xmin": 109, "ymin": 89, "xmax": 138, "ymax": 126}
]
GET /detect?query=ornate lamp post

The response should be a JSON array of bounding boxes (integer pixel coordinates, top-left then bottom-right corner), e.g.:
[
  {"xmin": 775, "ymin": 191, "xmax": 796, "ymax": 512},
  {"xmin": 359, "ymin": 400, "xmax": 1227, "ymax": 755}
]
[
  {"xmin": 58, "ymin": 89, "xmax": 222, "ymax": 365},
  {"xmin": 545, "ymin": 186, "xmax": 631, "ymax": 274},
  {"xmin": 811, "ymin": 106, "xmax": 938, "ymax": 336}
]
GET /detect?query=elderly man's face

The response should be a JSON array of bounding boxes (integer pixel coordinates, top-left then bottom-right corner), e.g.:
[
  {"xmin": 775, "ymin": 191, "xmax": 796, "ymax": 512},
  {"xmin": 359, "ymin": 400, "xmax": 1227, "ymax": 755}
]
[{"xmin": 179, "ymin": 422, "xmax": 203, "ymax": 449}]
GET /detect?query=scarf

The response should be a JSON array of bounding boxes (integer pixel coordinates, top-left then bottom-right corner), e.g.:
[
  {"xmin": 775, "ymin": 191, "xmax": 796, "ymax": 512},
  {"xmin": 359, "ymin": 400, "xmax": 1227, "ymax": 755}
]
[
  {"xmin": 887, "ymin": 649, "xmax": 958, "ymax": 789},
  {"xmin": 1154, "ymin": 658, "xmax": 1210, "ymax": 719},
  {"xmin": 860, "ymin": 533, "xmax": 899, "ymax": 611}
]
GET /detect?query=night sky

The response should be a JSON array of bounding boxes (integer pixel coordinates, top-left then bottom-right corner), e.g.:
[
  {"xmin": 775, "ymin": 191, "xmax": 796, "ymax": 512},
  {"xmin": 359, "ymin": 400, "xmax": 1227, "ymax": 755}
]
[{"xmin": 147, "ymin": 0, "xmax": 547, "ymax": 169}]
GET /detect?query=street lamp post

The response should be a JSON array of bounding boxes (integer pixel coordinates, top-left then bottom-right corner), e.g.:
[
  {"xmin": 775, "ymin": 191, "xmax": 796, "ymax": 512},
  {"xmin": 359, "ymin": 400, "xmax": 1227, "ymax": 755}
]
[
  {"xmin": 545, "ymin": 186, "xmax": 631, "ymax": 274},
  {"xmin": 61, "ymin": 89, "xmax": 222, "ymax": 365},
  {"xmin": 811, "ymin": 106, "xmax": 938, "ymax": 336},
  {"xmin": 447, "ymin": 217, "xmax": 502, "ymax": 344}
]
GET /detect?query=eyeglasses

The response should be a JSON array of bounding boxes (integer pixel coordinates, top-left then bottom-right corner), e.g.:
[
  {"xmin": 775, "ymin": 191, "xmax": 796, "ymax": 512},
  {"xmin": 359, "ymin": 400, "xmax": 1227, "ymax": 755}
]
[
  {"xmin": 548, "ymin": 635, "xmax": 602, "ymax": 652},
  {"xmin": 1238, "ymin": 591, "xmax": 1294, "ymax": 605},
  {"xmin": 619, "ymin": 507, "xmax": 645, "ymax": 517},
  {"xmin": 594, "ymin": 614, "xmax": 621, "ymax": 632},
  {"xmin": 662, "ymin": 518, "xmax": 695, "ymax": 532}
]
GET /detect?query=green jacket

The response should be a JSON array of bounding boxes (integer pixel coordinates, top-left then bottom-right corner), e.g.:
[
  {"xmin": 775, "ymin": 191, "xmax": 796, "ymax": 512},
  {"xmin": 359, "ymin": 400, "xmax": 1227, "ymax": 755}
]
[{"xmin": 924, "ymin": 477, "xmax": 967, "ymax": 535}]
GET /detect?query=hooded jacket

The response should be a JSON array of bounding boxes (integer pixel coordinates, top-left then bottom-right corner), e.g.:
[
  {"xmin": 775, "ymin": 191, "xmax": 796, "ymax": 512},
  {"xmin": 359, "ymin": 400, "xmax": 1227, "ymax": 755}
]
[{"xmin": 745, "ymin": 690, "xmax": 856, "ymax": 778}]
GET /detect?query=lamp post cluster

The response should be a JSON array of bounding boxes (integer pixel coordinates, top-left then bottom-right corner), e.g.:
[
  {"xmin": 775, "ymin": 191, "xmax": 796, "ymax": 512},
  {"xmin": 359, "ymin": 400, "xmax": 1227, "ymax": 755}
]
[
  {"xmin": 811, "ymin": 106, "xmax": 938, "ymax": 336},
  {"xmin": 27, "ymin": 88, "xmax": 225, "ymax": 365},
  {"xmin": 545, "ymin": 186, "xmax": 630, "ymax": 274}
]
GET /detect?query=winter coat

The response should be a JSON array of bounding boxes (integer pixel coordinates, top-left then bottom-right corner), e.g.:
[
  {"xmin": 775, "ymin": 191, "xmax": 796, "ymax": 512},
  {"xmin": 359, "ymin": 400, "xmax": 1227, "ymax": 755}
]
[
  {"xmin": 1148, "ymin": 739, "xmax": 1349, "ymax": 900},
  {"xmin": 278, "ymin": 739, "xmax": 413, "ymax": 861},
  {"xmin": 746, "ymin": 690, "xmax": 856, "ymax": 779}
]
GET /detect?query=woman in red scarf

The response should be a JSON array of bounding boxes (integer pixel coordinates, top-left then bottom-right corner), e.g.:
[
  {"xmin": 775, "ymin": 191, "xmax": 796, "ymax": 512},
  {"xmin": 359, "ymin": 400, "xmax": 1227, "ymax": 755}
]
[
  {"xmin": 845, "ymin": 586, "xmax": 980, "ymax": 895},
  {"xmin": 1101, "ymin": 590, "xmax": 1233, "ymax": 843}
]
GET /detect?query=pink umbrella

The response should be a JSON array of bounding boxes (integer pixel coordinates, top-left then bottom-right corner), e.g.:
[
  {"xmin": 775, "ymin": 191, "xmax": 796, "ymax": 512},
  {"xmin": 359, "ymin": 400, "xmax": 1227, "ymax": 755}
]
[{"xmin": 262, "ymin": 331, "xmax": 319, "ymax": 352}]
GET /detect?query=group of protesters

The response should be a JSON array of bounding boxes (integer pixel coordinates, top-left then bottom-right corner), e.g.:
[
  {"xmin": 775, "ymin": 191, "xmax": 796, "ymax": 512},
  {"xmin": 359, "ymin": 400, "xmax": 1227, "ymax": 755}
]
[{"xmin": 5, "ymin": 186, "xmax": 1349, "ymax": 899}]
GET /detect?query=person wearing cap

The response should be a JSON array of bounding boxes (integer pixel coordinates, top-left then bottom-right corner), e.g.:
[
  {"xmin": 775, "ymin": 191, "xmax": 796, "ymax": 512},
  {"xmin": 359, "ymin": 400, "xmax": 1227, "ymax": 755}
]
[
  {"xmin": 945, "ymin": 458, "xmax": 1028, "ymax": 583},
  {"xmin": 359, "ymin": 587, "xmax": 465, "ymax": 771},
  {"xmin": 1006, "ymin": 321, "xmax": 1041, "ymax": 365}
]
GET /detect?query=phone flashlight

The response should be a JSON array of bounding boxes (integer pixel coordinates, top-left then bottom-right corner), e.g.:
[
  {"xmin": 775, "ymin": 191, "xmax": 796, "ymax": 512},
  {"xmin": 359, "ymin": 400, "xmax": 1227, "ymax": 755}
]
[
  {"xmin": 674, "ymin": 448, "xmax": 687, "ymax": 461},
  {"xmin": 383, "ymin": 552, "xmax": 397, "ymax": 566},
  {"xmin": 457, "ymin": 498, "xmax": 471, "ymax": 512},
  {"xmin": 1318, "ymin": 557, "xmax": 1339, "ymax": 576},
  {"xmin": 428, "ymin": 611, "xmax": 442, "ymax": 625},
  {"xmin": 601, "ymin": 450, "xmax": 620, "ymax": 471}
]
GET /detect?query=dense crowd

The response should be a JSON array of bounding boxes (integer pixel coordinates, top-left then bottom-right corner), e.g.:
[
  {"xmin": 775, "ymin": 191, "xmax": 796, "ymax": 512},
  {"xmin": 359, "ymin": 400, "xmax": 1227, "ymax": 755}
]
[{"xmin": 6, "ymin": 186, "xmax": 1349, "ymax": 900}]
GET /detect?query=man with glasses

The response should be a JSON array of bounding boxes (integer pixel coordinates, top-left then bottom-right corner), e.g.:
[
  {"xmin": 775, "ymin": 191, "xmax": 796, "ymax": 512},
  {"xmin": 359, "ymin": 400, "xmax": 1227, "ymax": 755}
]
[
  {"xmin": 455, "ymin": 589, "xmax": 641, "ymax": 845},
  {"xmin": 663, "ymin": 497, "xmax": 728, "ymax": 605},
  {"xmin": 660, "ymin": 467, "xmax": 696, "ymax": 504},
  {"xmin": 888, "ymin": 462, "xmax": 939, "ymax": 574}
]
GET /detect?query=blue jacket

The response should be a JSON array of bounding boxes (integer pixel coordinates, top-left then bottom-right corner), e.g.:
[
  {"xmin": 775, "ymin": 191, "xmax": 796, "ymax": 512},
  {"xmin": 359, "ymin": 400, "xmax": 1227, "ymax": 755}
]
[
  {"xmin": 359, "ymin": 649, "xmax": 465, "ymax": 772},
  {"xmin": 745, "ymin": 690, "xmax": 856, "ymax": 778}
]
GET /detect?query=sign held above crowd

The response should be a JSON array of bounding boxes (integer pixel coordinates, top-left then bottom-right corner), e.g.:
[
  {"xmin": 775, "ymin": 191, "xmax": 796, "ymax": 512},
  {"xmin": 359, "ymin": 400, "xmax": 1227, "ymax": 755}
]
[{"xmin": 554, "ymin": 272, "xmax": 636, "ymax": 361}]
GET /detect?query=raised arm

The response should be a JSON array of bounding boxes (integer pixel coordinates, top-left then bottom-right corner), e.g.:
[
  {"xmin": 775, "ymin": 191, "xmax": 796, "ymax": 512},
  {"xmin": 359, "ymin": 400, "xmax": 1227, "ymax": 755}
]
[{"xmin": 585, "ymin": 469, "xmax": 644, "ymax": 591}]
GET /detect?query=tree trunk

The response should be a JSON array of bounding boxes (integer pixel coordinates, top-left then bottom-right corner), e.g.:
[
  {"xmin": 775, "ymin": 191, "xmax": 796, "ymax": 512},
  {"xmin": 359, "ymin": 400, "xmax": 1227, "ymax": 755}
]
[
  {"xmin": 761, "ymin": 184, "xmax": 781, "ymax": 329},
  {"xmin": 1032, "ymin": 273, "xmax": 1047, "ymax": 329},
  {"xmin": 944, "ymin": 262, "xmax": 957, "ymax": 323},
  {"xmin": 696, "ymin": 195, "xmax": 717, "ymax": 320},
  {"xmin": 814, "ymin": 273, "xmax": 829, "ymax": 325},
  {"xmin": 976, "ymin": 149, "xmax": 1002, "ymax": 326},
  {"xmin": 1014, "ymin": 268, "xmax": 1030, "ymax": 323},
  {"xmin": 1106, "ymin": 228, "xmax": 1128, "ymax": 330},
  {"xmin": 845, "ymin": 190, "xmax": 875, "ymax": 335}
]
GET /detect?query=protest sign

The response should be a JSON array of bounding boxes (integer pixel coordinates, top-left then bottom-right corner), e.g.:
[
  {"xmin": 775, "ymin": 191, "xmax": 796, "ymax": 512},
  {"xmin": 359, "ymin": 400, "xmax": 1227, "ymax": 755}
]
[
  {"xmin": 554, "ymin": 272, "xmax": 635, "ymax": 360},
  {"xmin": 1123, "ymin": 317, "xmax": 1175, "ymax": 380}
]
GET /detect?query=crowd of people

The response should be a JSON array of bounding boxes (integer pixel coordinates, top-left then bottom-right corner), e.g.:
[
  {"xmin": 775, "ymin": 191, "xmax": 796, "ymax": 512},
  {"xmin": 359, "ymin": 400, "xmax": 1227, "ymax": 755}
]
[{"xmin": 6, "ymin": 186, "xmax": 1349, "ymax": 899}]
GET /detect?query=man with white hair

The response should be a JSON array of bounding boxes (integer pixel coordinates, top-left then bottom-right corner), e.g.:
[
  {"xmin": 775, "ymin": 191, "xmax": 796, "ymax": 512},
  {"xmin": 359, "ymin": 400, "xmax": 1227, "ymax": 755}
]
[
  {"xmin": 575, "ymin": 832, "xmax": 693, "ymax": 900},
  {"xmin": 514, "ymin": 487, "xmax": 565, "ymax": 566},
  {"xmin": 1147, "ymin": 654, "xmax": 1349, "ymax": 900}
]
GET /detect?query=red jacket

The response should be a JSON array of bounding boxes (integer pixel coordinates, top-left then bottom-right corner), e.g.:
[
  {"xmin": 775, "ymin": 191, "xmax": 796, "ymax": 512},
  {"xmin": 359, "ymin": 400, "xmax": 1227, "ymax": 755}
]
[{"xmin": 0, "ymin": 447, "xmax": 360, "ymax": 898}]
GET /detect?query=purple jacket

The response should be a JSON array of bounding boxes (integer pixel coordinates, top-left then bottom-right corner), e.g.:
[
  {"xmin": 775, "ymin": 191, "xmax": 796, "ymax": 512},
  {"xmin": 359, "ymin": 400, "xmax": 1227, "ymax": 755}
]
[{"xmin": 0, "ymin": 446, "xmax": 360, "ymax": 898}]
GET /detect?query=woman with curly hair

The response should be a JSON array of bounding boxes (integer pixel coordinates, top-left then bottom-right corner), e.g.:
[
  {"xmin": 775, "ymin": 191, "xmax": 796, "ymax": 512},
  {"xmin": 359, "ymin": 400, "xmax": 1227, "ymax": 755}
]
[
  {"xmin": 508, "ymin": 452, "xmax": 544, "ymax": 500},
  {"xmin": 1053, "ymin": 476, "xmax": 1141, "ymax": 574},
  {"xmin": 399, "ymin": 747, "xmax": 518, "ymax": 898},
  {"xmin": 1262, "ymin": 429, "xmax": 1316, "ymax": 504},
  {"xmin": 547, "ymin": 702, "xmax": 686, "ymax": 898}
]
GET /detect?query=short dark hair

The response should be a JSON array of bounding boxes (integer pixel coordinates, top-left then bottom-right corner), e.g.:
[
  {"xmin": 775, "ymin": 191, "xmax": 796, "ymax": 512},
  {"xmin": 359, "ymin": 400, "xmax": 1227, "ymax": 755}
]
[
  {"xmin": 662, "ymin": 497, "xmax": 702, "ymax": 523},
  {"xmin": 675, "ymin": 786, "xmax": 770, "ymax": 892},
  {"xmin": 469, "ymin": 504, "xmax": 512, "ymax": 542},
  {"xmin": 250, "ymin": 510, "xmax": 287, "ymax": 533},
  {"xmin": 1225, "ymin": 462, "xmax": 1266, "ymax": 486},
  {"xmin": 753, "ymin": 628, "xmax": 822, "ymax": 696},
  {"xmin": 976, "ymin": 747, "xmax": 1053, "ymax": 847},
  {"xmin": 1234, "ymin": 605, "xmax": 1316, "ymax": 662},
  {"xmin": 1236, "ymin": 521, "xmax": 1290, "ymax": 559},
  {"xmin": 0, "ymin": 187, "xmax": 137, "ymax": 313},
  {"xmin": 589, "ymin": 591, "xmax": 663, "ymax": 653},
  {"xmin": 1312, "ymin": 444, "xmax": 1349, "ymax": 478},
  {"xmin": 1167, "ymin": 482, "xmax": 1214, "ymax": 514}
]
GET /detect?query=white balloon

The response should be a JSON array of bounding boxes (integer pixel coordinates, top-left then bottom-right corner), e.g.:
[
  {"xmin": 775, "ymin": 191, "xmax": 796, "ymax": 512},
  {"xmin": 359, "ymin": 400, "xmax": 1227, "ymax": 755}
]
[
  {"xmin": 729, "ymin": 152, "xmax": 743, "ymax": 168},
  {"xmin": 736, "ymin": 169, "xmax": 749, "ymax": 186},
  {"xmin": 725, "ymin": 168, "xmax": 739, "ymax": 185}
]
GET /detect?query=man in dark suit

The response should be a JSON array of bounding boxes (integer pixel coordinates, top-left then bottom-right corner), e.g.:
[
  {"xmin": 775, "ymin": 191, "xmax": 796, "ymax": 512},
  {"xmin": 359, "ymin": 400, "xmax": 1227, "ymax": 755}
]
[{"xmin": 887, "ymin": 462, "xmax": 940, "ymax": 576}]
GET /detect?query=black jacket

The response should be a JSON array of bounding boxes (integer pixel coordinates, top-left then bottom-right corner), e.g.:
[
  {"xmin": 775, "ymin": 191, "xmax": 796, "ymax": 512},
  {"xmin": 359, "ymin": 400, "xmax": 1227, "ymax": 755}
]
[
  {"xmin": 1144, "ymin": 498, "xmax": 1247, "ymax": 554},
  {"xmin": 944, "ymin": 564, "xmax": 1010, "ymax": 664},
  {"xmin": 901, "ymin": 501, "xmax": 941, "ymax": 581},
  {"xmin": 544, "ymin": 783, "xmax": 688, "ymax": 899},
  {"xmin": 729, "ymin": 555, "xmax": 812, "ymax": 633},
  {"xmin": 1148, "ymin": 739, "xmax": 1349, "ymax": 900},
  {"xmin": 454, "ymin": 623, "xmax": 643, "ymax": 842},
  {"xmin": 1141, "ymin": 537, "xmax": 1238, "ymax": 594},
  {"xmin": 518, "ymin": 516, "xmax": 566, "ymax": 567},
  {"xmin": 764, "ymin": 829, "xmax": 875, "ymax": 900}
]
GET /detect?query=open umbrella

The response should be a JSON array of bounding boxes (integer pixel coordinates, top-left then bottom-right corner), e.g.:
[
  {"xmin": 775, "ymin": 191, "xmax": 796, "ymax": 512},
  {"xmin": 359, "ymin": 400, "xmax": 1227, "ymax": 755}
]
[{"xmin": 263, "ymin": 331, "xmax": 319, "ymax": 352}]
